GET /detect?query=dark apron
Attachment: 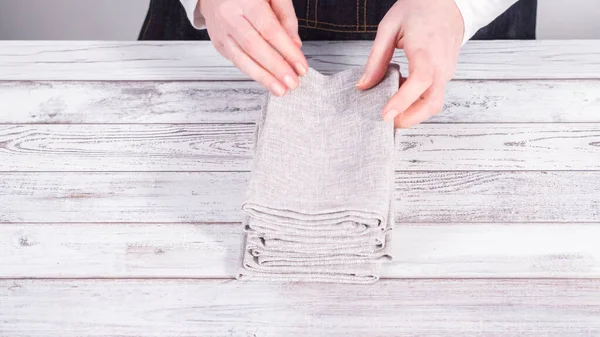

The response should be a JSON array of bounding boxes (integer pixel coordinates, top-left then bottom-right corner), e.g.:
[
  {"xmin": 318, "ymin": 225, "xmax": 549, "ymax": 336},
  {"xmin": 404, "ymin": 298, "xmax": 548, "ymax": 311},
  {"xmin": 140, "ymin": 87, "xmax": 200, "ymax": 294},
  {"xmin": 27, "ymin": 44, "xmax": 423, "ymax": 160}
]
[{"xmin": 139, "ymin": 0, "xmax": 536, "ymax": 41}]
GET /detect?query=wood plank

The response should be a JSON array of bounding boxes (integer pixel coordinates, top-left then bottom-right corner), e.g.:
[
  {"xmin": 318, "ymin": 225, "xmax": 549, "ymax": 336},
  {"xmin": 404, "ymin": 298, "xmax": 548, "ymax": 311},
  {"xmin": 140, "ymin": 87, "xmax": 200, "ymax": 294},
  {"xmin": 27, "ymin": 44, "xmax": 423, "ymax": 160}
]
[
  {"xmin": 1, "ymin": 172, "xmax": 599, "ymax": 223},
  {"xmin": 441, "ymin": 79, "xmax": 600, "ymax": 123},
  {"xmin": 2, "ymin": 80, "xmax": 600, "ymax": 124},
  {"xmin": 397, "ymin": 124, "xmax": 600, "ymax": 170},
  {"xmin": 0, "ymin": 81, "xmax": 264, "ymax": 124},
  {"xmin": 1, "ymin": 124, "xmax": 598, "ymax": 171},
  {"xmin": 3, "ymin": 223, "xmax": 600, "ymax": 278},
  {"xmin": 2, "ymin": 279, "xmax": 600, "ymax": 337},
  {"xmin": 0, "ymin": 124, "xmax": 254, "ymax": 172},
  {"xmin": 0, "ymin": 223, "xmax": 242, "ymax": 278},
  {"xmin": 0, "ymin": 172, "xmax": 247, "ymax": 223},
  {"xmin": 395, "ymin": 171, "xmax": 600, "ymax": 223},
  {"xmin": 1, "ymin": 40, "xmax": 599, "ymax": 80}
]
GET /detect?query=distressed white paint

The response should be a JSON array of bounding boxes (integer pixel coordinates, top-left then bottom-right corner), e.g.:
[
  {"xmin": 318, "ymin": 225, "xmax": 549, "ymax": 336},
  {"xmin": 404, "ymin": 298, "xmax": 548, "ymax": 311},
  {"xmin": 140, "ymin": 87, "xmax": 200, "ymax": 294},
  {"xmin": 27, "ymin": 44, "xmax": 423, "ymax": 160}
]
[
  {"xmin": 2, "ymin": 223, "xmax": 600, "ymax": 278},
  {"xmin": 0, "ymin": 81, "xmax": 265, "ymax": 124},
  {"xmin": 396, "ymin": 124, "xmax": 600, "ymax": 170},
  {"xmin": 0, "ymin": 41, "xmax": 599, "ymax": 80},
  {"xmin": 1, "ymin": 80, "xmax": 600, "ymax": 124},
  {"xmin": 2, "ymin": 279, "xmax": 600, "ymax": 337},
  {"xmin": 0, "ymin": 124, "xmax": 255, "ymax": 172},
  {"xmin": 0, "ymin": 124, "xmax": 599, "ymax": 171},
  {"xmin": 1, "ymin": 172, "xmax": 600, "ymax": 223},
  {"xmin": 1, "ymin": 41, "xmax": 600, "ymax": 335},
  {"xmin": 394, "ymin": 171, "xmax": 600, "ymax": 222}
]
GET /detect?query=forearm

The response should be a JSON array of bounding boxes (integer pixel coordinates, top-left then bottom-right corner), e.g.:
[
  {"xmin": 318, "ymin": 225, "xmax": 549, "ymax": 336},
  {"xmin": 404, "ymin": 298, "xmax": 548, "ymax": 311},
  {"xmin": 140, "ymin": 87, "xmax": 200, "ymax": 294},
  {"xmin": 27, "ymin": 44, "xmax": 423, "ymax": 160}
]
[
  {"xmin": 179, "ymin": 0, "xmax": 206, "ymax": 29},
  {"xmin": 453, "ymin": 0, "xmax": 518, "ymax": 44}
]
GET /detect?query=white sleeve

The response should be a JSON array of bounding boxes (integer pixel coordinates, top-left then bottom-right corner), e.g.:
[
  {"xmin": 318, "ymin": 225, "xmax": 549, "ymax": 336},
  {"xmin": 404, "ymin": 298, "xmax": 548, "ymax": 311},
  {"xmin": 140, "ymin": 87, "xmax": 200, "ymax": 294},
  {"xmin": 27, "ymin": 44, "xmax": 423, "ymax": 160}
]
[
  {"xmin": 179, "ymin": 0, "xmax": 206, "ymax": 30},
  {"xmin": 453, "ymin": 0, "xmax": 519, "ymax": 45}
]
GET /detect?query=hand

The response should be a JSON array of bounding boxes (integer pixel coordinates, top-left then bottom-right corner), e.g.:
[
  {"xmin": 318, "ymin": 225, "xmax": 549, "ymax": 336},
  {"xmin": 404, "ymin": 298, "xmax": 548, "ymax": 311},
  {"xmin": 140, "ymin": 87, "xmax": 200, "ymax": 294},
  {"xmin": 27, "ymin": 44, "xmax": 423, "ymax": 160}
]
[
  {"xmin": 356, "ymin": 0, "xmax": 464, "ymax": 128},
  {"xmin": 200, "ymin": 0, "xmax": 308, "ymax": 96}
]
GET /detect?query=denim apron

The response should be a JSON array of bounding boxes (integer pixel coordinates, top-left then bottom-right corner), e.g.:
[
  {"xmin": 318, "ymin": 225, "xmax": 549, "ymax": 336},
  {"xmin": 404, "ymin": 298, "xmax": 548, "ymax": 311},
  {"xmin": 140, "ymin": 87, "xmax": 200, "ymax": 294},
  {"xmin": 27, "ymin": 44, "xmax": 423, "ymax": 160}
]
[{"xmin": 139, "ymin": 0, "xmax": 536, "ymax": 41}]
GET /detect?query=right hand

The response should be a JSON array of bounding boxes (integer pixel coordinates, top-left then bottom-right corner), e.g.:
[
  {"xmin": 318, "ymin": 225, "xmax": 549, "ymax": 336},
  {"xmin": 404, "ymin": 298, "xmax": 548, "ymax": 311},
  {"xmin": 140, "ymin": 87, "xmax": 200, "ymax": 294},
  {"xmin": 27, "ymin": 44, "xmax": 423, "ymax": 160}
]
[
  {"xmin": 200, "ymin": 0, "xmax": 308, "ymax": 96},
  {"xmin": 356, "ymin": 0, "xmax": 464, "ymax": 128}
]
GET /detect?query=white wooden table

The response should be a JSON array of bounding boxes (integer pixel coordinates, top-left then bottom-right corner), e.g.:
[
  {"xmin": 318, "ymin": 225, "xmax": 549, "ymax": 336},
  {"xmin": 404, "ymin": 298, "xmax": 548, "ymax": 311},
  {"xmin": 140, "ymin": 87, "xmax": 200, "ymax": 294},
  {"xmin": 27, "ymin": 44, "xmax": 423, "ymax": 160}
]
[{"xmin": 1, "ymin": 41, "xmax": 600, "ymax": 336}]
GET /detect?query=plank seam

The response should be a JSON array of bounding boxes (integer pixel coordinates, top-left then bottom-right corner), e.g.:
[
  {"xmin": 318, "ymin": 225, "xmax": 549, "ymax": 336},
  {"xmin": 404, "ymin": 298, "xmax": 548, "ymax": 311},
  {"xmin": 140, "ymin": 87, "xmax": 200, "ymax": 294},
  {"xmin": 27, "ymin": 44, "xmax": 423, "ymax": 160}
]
[
  {"xmin": 3, "ymin": 221, "xmax": 600, "ymax": 224},
  {"xmin": 3, "ymin": 277, "xmax": 600, "ymax": 281},
  {"xmin": 3, "ymin": 170, "xmax": 600, "ymax": 173}
]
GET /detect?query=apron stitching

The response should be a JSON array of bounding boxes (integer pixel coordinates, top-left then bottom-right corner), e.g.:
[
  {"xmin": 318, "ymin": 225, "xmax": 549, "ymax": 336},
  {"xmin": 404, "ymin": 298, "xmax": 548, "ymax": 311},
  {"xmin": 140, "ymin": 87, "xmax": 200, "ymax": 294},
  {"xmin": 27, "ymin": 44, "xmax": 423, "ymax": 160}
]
[
  {"xmin": 314, "ymin": 0, "xmax": 318, "ymax": 27},
  {"xmin": 298, "ymin": 18, "xmax": 377, "ymax": 27},
  {"xmin": 363, "ymin": 0, "xmax": 367, "ymax": 32},
  {"xmin": 356, "ymin": 0, "xmax": 359, "ymax": 31},
  {"xmin": 299, "ymin": 25, "xmax": 377, "ymax": 33}
]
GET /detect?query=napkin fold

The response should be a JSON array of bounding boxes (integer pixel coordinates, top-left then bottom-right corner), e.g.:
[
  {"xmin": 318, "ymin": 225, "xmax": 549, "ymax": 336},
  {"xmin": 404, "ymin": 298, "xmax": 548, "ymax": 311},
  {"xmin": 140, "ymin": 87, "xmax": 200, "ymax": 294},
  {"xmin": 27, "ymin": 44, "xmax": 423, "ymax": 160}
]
[{"xmin": 237, "ymin": 64, "xmax": 399, "ymax": 283}]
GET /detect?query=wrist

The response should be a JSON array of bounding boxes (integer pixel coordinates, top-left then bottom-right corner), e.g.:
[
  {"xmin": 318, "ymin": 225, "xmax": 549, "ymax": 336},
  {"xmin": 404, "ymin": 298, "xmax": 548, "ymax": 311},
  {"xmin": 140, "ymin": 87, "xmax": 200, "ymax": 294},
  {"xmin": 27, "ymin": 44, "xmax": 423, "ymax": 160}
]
[
  {"xmin": 452, "ymin": 0, "xmax": 472, "ymax": 45},
  {"xmin": 180, "ymin": 0, "xmax": 206, "ymax": 29},
  {"xmin": 197, "ymin": 0, "xmax": 206, "ymax": 18}
]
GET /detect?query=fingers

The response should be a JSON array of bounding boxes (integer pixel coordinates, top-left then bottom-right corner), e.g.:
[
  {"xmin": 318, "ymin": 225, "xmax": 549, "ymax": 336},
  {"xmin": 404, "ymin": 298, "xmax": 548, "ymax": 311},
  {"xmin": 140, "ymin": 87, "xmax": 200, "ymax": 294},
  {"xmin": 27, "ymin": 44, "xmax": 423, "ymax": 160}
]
[
  {"xmin": 221, "ymin": 36, "xmax": 288, "ymax": 97},
  {"xmin": 230, "ymin": 17, "xmax": 301, "ymax": 90},
  {"xmin": 242, "ymin": 1, "xmax": 308, "ymax": 76},
  {"xmin": 270, "ymin": 0, "xmax": 302, "ymax": 47},
  {"xmin": 382, "ymin": 49, "xmax": 434, "ymax": 121},
  {"xmin": 356, "ymin": 17, "xmax": 399, "ymax": 90},
  {"xmin": 208, "ymin": 0, "xmax": 307, "ymax": 96},
  {"xmin": 393, "ymin": 81, "xmax": 445, "ymax": 128}
]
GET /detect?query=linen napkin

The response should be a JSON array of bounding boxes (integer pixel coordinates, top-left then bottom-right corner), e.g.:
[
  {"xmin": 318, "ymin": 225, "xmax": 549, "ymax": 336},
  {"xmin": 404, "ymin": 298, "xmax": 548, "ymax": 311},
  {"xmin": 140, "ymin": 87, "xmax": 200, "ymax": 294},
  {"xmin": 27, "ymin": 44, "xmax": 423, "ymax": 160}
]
[{"xmin": 237, "ymin": 64, "xmax": 399, "ymax": 283}]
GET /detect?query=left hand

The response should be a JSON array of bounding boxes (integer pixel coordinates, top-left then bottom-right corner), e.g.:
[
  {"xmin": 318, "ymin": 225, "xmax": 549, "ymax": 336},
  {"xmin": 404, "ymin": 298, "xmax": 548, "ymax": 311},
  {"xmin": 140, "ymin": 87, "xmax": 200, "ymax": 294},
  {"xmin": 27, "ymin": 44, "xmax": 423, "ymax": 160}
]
[{"xmin": 356, "ymin": 0, "xmax": 464, "ymax": 128}]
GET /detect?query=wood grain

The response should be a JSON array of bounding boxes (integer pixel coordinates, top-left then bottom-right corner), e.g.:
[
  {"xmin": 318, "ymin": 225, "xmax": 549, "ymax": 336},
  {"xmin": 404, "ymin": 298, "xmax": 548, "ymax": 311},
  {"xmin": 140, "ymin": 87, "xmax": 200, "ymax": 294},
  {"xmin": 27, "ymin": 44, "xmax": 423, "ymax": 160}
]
[
  {"xmin": 397, "ymin": 124, "xmax": 600, "ymax": 170},
  {"xmin": 1, "ymin": 124, "xmax": 598, "ymax": 171},
  {"xmin": 441, "ymin": 79, "xmax": 600, "ymax": 123},
  {"xmin": 1, "ymin": 41, "xmax": 599, "ymax": 80},
  {"xmin": 2, "ymin": 40, "xmax": 600, "ymax": 336},
  {"xmin": 2, "ymin": 80, "xmax": 600, "ymax": 124},
  {"xmin": 395, "ymin": 171, "xmax": 600, "ymax": 222},
  {"xmin": 0, "ymin": 124, "xmax": 254, "ymax": 171},
  {"xmin": 3, "ymin": 223, "xmax": 600, "ymax": 278},
  {"xmin": 2, "ymin": 279, "xmax": 600, "ymax": 337},
  {"xmin": 1, "ymin": 172, "xmax": 599, "ymax": 223},
  {"xmin": 0, "ymin": 172, "xmax": 248, "ymax": 223},
  {"xmin": 0, "ymin": 81, "xmax": 264, "ymax": 124}
]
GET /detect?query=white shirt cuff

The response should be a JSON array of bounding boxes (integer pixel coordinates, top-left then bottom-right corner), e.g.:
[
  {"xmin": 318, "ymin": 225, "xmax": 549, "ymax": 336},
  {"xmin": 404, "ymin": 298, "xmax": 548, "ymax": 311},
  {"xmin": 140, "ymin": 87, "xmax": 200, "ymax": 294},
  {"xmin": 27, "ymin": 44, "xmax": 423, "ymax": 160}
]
[
  {"xmin": 179, "ymin": 0, "xmax": 206, "ymax": 30},
  {"xmin": 453, "ymin": 0, "xmax": 519, "ymax": 45}
]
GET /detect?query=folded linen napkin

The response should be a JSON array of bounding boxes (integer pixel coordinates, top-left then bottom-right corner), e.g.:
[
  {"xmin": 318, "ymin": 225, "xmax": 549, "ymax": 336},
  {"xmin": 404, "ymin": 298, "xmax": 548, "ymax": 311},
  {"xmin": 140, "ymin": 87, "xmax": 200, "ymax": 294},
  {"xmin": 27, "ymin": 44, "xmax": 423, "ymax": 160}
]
[{"xmin": 237, "ymin": 64, "xmax": 399, "ymax": 283}]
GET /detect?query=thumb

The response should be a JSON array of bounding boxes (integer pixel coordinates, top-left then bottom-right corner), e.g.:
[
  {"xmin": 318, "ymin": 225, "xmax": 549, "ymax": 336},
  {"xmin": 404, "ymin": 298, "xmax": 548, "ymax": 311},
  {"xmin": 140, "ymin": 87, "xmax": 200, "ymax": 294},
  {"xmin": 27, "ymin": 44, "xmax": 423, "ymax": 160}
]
[
  {"xmin": 356, "ymin": 20, "xmax": 399, "ymax": 90},
  {"xmin": 271, "ymin": 0, "xmax": 302, "ymax": 46}
]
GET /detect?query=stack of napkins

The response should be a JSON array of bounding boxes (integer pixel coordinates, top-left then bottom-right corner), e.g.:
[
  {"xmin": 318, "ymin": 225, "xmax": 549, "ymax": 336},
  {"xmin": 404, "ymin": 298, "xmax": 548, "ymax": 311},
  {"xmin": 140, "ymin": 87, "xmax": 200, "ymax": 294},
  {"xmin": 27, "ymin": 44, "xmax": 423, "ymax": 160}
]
[{"xmin": 237, "ymin": 65, "xmax": 398, "ymax": 284}]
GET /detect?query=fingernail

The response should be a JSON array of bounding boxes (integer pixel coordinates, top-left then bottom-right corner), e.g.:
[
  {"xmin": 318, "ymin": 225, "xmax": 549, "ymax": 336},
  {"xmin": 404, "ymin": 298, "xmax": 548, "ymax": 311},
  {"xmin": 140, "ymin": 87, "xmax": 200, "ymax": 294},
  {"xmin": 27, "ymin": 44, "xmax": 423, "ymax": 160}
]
[
  {"xmin": 356, "ymin": 73, "xmax": 367, "ymax": 87},
  {"xmin": 283, "ymin": 75, "xmax": 298, "ymax": 90},
  {"xmin": 270, "ymin": 82, "xmax": 287, "ymax": 96},
  {"xmin": 294, "ymin": 36, "xmax": 303, "ymax": 46},
  {"xmin": 383, "ymin": 109, "xmax": 399, "ymax": 122},
  {"xmin": 294, "ymin": 62, "xmax": 307, "ymax": 76}
]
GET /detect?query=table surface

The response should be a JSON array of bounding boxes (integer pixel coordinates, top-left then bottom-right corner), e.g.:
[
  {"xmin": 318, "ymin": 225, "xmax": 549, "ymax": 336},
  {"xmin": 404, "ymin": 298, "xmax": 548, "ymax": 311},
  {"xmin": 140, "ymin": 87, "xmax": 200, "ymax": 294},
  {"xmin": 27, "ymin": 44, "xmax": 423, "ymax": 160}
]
[{"xmin": 1, "ymin": 40, "xmax": 600, "ymax": 336}]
